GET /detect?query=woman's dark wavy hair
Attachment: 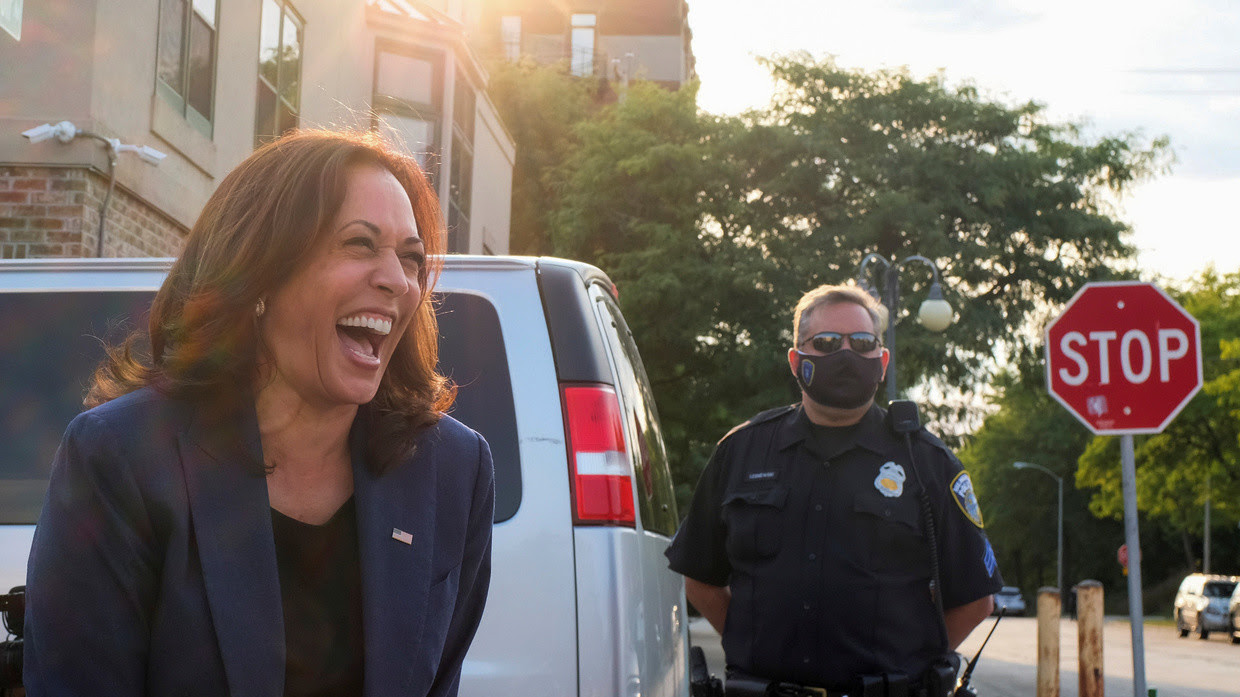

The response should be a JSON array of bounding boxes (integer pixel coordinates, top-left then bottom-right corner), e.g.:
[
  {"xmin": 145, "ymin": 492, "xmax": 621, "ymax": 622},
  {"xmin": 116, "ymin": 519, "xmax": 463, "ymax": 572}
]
[{"xmin": 87, "ymin": 129, "xmax": 455, "ymax": 473}]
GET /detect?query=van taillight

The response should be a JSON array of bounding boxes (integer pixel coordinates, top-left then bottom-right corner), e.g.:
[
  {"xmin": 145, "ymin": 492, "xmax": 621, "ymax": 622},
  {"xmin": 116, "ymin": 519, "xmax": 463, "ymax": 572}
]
[{"xmin": 562, "ymin": 384, "xmax": 635, "ymax": 526}]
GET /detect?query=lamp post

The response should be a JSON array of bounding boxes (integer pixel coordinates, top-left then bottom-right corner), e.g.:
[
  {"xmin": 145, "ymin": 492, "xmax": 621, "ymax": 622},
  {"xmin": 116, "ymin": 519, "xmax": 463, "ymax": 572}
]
[
  {"xmin": 854, "ymin": 254, "xmax": 953, "ymax": 402},
  {"xmin": 1014, "ymin": 461, "xmax": 1064, "ymax": 593},
  {"xmin": 1204, "ymin": 472, "xmax": 1211, "ymax": 573}
]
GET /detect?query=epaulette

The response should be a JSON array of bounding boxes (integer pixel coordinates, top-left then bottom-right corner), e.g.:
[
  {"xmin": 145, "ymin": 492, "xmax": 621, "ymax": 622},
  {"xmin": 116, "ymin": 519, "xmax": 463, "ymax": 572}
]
[
  {"xmin": 907, "ymin": 427, "xmax": 966, "ymax": 484},
  {"xmin": 911, "ymin": 427, "xmax": 958, "ymax": 461},
  {"xmin": 719, "ymin": 404, "xmax": 797, "ymax": 444}
]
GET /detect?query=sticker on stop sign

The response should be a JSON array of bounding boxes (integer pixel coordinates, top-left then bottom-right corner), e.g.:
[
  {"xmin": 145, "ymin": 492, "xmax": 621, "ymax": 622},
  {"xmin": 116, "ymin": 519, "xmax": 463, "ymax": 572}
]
[{"xmin": 1045, "ymin": 282, "xmax": 1202, "ymax": 435}]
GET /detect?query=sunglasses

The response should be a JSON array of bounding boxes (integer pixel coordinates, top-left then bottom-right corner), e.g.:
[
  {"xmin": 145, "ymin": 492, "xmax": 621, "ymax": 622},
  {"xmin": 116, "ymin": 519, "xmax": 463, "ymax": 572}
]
[{"xmin": 800, "ymin": 331, "xmax": 881, "ymax": 355}]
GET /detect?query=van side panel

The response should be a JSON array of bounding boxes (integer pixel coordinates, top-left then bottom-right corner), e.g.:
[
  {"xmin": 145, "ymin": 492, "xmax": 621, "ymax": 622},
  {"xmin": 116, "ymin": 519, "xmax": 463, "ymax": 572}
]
[
  {"xmin": 440, "ymin": 266, "xmax": 580, "ymax": 697},
  {"xmin": 575, "ymin": 282, "xmax": 688, "ymax": 697},
  {"xmin": 573, "ymin": 527, "xmax": 644, "ymax": 697}
]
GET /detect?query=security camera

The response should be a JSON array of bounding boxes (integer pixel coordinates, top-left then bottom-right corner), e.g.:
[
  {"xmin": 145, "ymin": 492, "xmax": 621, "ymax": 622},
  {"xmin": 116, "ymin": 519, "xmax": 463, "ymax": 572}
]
[
  {"xmin": 136, "ymin": 145, "xmax": 167, "ymax": 165},
  {"xmin": 24, "ymin": 122, "xmax": 165, "ymax": 168},
  {"xmin": 109, "ymin": 141, "xmax": 168, "ymax": 166},
  {"xmin": 21, "ymin": 123, "xmax": 56, "ymax": 144},
  {"xmin": 21, "ymin": 121, "xmax": 78, "ymax": 144}
]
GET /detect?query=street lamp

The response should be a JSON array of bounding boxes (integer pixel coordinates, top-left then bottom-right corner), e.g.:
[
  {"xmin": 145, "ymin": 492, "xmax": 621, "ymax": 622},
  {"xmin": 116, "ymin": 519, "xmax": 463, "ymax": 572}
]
[
  {"xmin": 1013, "ymin": 461, "xmax": 1064, "ymax": 594},
  {"xmin": 854, "ymin": 253, "xmax": 953, "ymax": 401}
]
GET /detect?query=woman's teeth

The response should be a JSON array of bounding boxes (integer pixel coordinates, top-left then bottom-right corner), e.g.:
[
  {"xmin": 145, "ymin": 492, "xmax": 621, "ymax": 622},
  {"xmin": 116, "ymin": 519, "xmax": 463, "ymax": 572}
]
[{"xmin": 337, "ymin": 315, "xmax": 392, "ymax": 335}]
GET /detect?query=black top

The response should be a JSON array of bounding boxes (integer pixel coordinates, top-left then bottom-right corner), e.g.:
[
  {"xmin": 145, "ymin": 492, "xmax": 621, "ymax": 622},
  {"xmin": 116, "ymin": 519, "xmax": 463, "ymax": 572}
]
[
  {"xmin": 666, "ymin": 404, "xmax": 1003, "ymax": 687},
  {"xmin": 271, "ymin": 497, "xmax": 365, "ymax": 697}
]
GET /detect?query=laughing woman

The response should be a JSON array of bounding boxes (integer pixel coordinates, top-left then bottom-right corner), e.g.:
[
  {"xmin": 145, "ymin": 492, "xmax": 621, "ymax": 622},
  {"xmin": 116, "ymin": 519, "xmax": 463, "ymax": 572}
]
[{"xmin": 23, "ymin": 130, "xmax": 494, "ymax": 697}]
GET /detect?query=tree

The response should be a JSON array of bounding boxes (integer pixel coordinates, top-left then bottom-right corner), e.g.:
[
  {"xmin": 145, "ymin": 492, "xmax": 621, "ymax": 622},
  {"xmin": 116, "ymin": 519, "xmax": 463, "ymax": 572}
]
[
  {"xmin": 1076, "ymin": 269, "xmax": 1240, "ymax": 573},
  {"xmin": 959, "ymin": 371, "xmax": 1126, "ymax": 601},
  {"xmin": 486, "ymin": 59, "xmax": 600, "ymax": 255},
  {"xmin": 704, "ymin": 54, "xmax": 1170, "ymax": 427}
]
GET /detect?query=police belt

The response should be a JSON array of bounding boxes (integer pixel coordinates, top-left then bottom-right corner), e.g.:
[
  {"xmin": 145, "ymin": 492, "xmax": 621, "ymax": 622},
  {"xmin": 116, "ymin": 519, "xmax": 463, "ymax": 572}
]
[{"xmin": 724, "ymin": 661, "xmax": 956, "ymax": 697}]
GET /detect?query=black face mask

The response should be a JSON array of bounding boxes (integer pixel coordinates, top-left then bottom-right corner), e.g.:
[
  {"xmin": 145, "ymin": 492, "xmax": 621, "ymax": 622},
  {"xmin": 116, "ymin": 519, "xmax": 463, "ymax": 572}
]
[{"xmin": 793, "ymin": 349, "xmax": 884, "ymax": 409}]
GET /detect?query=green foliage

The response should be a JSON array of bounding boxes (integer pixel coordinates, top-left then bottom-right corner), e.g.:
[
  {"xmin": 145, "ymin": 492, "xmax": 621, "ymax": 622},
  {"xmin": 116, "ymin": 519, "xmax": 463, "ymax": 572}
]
[
  {"xmin": 959, "ymin": 373, "xmax": 1126, "ymax": 600},
  {"xmin": 712, "ymin": 55, "xmax": 1170, "ymax": 425},
  {"xmin": 486, "ymin": 59, "xmax": 600, "ymax": 254},
  {"xmin": 1076, "ymin": 269, "xmax": 1240, "ymax": 571},
  {"xmin": 960, "ymin": 372, "xmax": 1198, "ymax": 611}
]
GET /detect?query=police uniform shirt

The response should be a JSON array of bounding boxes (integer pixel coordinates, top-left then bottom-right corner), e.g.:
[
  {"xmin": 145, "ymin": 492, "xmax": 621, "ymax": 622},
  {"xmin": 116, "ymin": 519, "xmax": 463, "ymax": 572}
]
[{"xmin": 665, "ymin": 404, "xmax": 1003, "ymax": 688}]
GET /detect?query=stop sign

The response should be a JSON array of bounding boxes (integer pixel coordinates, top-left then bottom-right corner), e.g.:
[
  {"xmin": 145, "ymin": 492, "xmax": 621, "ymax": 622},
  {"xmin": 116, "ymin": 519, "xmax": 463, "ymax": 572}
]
[{"xmin": 1045, "ymin": 282, "xmax": 1202, "ymax": 434}]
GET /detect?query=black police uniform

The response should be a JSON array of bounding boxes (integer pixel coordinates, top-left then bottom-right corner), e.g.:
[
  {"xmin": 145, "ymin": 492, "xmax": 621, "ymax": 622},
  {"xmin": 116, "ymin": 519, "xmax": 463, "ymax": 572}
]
[{"xmin": 666, "ymin": 403, "xmax": 1002, "ymax": 691}]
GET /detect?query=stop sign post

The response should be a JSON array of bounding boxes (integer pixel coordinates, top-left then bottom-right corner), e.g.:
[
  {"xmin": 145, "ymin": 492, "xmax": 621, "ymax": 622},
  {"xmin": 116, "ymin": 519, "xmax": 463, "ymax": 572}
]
[{"xmin": 1044, "ymin": 281, "xmax": 1203, "ymax": 697}]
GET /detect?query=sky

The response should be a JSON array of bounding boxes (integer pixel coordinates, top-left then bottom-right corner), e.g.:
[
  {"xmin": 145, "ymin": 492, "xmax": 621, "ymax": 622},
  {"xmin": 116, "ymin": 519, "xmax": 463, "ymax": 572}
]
[{"xmin": 689, "ymin": 0, "xmax": 1240, "ymax": 283}]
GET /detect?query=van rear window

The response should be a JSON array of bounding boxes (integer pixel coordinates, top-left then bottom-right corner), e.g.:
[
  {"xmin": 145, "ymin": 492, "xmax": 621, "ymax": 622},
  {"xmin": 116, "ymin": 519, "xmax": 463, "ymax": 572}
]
[
  {"xmin": 435, "ymin": 292, "xmax": 521, "ymax": 523},
  {"xmin": 0, "ymin": 291, "xmax": 152, "ymax": 524},
  {"xmin": 0, "ymin": 290, "xmax": 520, "ymax": 525}
]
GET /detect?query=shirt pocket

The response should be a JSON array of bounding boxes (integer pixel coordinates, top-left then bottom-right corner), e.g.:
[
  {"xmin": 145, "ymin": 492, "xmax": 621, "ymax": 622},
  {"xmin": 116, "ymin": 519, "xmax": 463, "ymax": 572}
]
[
  {"xmin": 723, "ymin": 486, "xmax": 788, "ymax": 561},
  {"xmin": 852, "ymin": 493, "xmax": 928, "ymax": 572}
]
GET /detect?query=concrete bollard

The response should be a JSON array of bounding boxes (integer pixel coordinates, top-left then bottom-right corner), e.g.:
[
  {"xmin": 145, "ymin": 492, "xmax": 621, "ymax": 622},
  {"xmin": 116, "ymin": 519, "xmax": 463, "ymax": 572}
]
[
  {"xmin": 1037, "ymin": 587, "xmax": 1061, "ymax": 697},
  {"xmin": 1077, "ymin": 580, "xmax": 1104, "ymax": 697}
]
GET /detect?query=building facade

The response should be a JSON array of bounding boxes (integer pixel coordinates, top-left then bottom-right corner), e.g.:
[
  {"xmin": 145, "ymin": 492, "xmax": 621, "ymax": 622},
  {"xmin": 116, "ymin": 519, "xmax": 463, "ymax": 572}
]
[
  {"xmin": 0, "ymin": 0, "xmax": 514, "ymax": 259},
  {"xmin": 473, "ymin": 0, "xmax": 694, "ymax": 88}
]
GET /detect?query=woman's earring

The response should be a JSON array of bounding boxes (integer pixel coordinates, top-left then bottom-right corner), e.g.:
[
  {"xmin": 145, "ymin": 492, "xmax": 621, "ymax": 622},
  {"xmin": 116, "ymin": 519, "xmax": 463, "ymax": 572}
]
[{"xmin": 255, "ymin": 298, "xmax": 266, "ymax": 317}]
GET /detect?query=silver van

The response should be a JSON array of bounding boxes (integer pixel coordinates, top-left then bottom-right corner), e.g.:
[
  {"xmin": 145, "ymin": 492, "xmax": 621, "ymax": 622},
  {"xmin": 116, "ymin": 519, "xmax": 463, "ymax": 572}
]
[{"xmin": 0, "ymin": 256, "xmax": 689, "ymax": 697}]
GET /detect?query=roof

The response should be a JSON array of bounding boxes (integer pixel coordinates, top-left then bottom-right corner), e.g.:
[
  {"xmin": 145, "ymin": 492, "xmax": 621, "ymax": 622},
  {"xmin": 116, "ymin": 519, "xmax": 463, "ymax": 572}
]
[{"xmin": 367, "ymin": 0, "xmax": 460, "ymax": 29}]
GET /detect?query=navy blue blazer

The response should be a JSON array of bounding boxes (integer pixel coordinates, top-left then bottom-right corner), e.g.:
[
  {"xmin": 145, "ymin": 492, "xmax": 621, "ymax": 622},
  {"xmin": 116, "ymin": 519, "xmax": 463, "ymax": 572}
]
[{"xmin": 24, "ymin": 386, "xmax": 494, "ymax": 697}]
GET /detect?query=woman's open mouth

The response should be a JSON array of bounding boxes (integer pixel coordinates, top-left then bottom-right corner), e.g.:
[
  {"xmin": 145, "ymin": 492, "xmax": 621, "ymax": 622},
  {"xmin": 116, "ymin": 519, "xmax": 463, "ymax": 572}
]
[{"xmin": 336, "ymin": 313, "xmax": 393, "ymax": 366}]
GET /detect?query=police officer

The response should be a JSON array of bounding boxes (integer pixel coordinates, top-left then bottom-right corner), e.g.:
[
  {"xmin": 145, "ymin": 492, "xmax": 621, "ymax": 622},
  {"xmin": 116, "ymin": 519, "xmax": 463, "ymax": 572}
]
[{"xmin": 667, "ymin": 284, "xmax": 1002, "ymax": 696}]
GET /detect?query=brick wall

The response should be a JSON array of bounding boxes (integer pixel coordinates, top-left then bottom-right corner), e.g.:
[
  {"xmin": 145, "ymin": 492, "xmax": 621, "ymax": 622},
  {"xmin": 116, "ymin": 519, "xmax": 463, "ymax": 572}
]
[{"xmin": 0, "ymin": 166, "xmax": 187, "ymax": 259}]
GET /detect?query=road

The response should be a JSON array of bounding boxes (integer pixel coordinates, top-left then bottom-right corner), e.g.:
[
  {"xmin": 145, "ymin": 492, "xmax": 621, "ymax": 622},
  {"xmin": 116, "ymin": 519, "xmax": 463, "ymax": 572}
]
[{"xmin": 689, "ymin": 616, "xmax": 1240, "ymax": 696}]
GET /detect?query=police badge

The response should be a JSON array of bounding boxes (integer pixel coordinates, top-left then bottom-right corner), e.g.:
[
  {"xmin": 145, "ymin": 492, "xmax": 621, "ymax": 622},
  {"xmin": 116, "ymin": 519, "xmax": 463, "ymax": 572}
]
[{"xmin": 874, "ymin": 461, "xmax": 905, "ymax": 498}]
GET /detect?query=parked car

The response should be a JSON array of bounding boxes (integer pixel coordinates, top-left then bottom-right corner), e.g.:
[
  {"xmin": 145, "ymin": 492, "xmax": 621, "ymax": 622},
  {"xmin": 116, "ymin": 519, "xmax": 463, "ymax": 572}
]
[
  {"xmin": 1228, "ymin": 580, "xmax": 1240, "ymax": 644},
  {"xmin": 992, "ymin": 586, "xmax": 1026, "ymax": 616},
  {"xmin": 0, "ymin": 256, "xmax": 689, "ymax": 697},
  {"xmin": 1173, "ymin": 573, "xmax": 1238, "ymax": 640}
]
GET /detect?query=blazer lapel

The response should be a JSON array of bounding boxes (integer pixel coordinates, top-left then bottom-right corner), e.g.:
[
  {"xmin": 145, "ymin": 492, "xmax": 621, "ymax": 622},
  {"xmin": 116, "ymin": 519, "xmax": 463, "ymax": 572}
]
[
  {"xmin": 354, "ymin": 430, "xmax": 439, "ymax": 696},
  {"xmin": 178, "ymin": 404, "xmax": 284, "ymax": 697}
]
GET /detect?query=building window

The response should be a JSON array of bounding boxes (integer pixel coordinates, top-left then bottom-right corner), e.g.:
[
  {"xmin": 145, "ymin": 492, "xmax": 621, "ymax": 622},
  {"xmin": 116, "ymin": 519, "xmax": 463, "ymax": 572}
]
[
  {"xmin": 500, "ymin": 15, "xmax": 521, "ymax": 61},
  {"xmin": 156, "ymin": 0, "xmax": 218, "ymax": 135},
  {"xmin": 373, "ymin": 45, "xmax": 444, "ymax": 182},
  {"xmin": 570, "ymin": 13, "xmax": 595, "ymax": 77},
  {"xmin": 448, "ymin": 76, "xmax": 475, "ymax": 253},
  {"xmin": 254, "ymin": 0, "xmax": 303, "ymax": 147}
]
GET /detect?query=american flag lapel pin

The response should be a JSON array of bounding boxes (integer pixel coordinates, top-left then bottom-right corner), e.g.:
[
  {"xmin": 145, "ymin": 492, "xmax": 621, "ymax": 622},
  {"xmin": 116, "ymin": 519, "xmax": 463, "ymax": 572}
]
[{"xmin": 392, "ymin": 528, "xmax": 413, "ymax": 545}]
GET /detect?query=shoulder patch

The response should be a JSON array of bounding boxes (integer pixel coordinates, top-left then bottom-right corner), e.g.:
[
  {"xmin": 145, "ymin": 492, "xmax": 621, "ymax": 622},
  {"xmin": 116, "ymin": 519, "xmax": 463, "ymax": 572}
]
[
  {"xmin": 719, "ymin": 404, "xmax": 797, "ymax": 444},
  {"xmin": 950, "ymin": 471, "xmax": 984, "ymax": 528}
]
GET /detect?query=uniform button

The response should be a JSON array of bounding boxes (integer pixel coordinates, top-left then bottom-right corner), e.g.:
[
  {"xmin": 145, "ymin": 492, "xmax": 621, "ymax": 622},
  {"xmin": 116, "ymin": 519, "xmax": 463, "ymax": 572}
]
[
  {"xmin": 803, "ymin": 602, "xmax": 811, "ymax": 610},
  {"xmin": 802, "ymin": 658, "xmax": 810, "ymax": 664},
  {"xmin": 884, "ymin": 509, "xmax": 892, "ymax": 518},
  {"xmin": 814, "ymin": 504, "xmax": 823, "ymax": 512},
  {"xmin": 808, "ymin": 553, "xmax": 817, "ymax": 560}
]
